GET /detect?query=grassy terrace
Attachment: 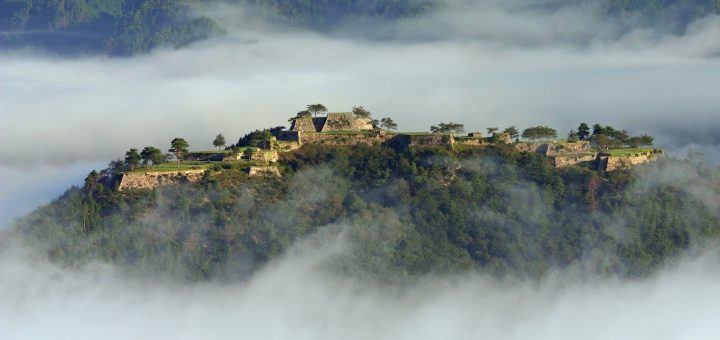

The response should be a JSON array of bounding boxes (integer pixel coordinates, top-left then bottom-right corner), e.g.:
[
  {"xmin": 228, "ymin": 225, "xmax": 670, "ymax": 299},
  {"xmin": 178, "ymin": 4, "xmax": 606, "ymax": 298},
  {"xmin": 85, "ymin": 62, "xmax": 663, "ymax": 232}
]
[
  {"xmin": 313, "ymin": 130, "xmax": 378, "ymax": 135},
  {"xmin": 189, "ymin": 150, "xmax": 233, "ymax": 155},
  {"xmin": 398, "ymin": 132, "xmax": 452, "ymax": 136},
  {"xmin": 601, "ymin": 148, "xmax": 657, "ymax": 156},
  {"xmin": 128, "ymin": 162, "xmax": 214, "ymax": 173},
  {"xmin": 128, "ymin": 160, "xmax": 267, "ymax": 173},
  {"xmin": 556, "ymin": 152, "xmax": 596, "ymax": 158},
  {"xmin": 516, "ymin": 139, "xmax": 577, "ymax": 144}
]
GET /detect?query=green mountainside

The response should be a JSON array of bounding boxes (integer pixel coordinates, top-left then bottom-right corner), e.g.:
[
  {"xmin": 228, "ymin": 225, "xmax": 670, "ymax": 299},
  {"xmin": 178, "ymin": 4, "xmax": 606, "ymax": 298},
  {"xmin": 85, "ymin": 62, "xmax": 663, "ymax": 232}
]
[
  {"xmin": 1, "ymin": 0, "xmax": 718, "ymax": 56},
  {"xmin": 12, "ymin": 143, "xmax": 720, "ymax": 282},
  {"xmin": 0, "ymin": 0, "xmax": 431, "ymax": 55},
  {"xmin": 0, "ymin": 0, "xmax": 219, "ymax": 55}
]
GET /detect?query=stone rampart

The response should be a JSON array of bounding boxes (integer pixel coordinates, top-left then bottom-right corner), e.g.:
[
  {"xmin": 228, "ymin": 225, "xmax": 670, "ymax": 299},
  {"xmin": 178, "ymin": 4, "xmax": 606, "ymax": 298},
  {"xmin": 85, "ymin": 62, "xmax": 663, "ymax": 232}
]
[
  {"xmin": 290, "ymin": 117, "xmax": 317, "ymax": 132},
  {"xmin": 603, "ymin": 153, "xmax": 660, "ymax": 171},
  {"xmin": 553, "ymin": 154, "xmax": 597, "ymax": 168},
  {"xmin": 118, "ymin": 169, "xmax": 206, "ymax": 191},
  {"xmin": 299, "ymin": 132, "xmax": 392, "ymax": 146},
  {"xmin": 246, "ymin": 166, "xmax": 281, "ymax": 177},
  {"xmin": 250, "ymin": 150, "xmax": 279, "ymax": 163},
  {"xmin": 384, "ymin": 134, "xmax": 455, "ymax": 150},
  {"xmin": 514, "ymin": 141, "xmax": 591, "ymax": 156},
  {"xmin": 321, "ymin": 112, "xmax": 373, "ymax": 131}
]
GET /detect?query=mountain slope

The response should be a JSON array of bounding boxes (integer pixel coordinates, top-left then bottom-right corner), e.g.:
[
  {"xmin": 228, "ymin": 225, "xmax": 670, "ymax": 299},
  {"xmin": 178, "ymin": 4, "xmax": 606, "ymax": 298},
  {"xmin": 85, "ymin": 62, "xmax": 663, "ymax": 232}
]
[
  {"xmin": 0, "ymin": 0, "xmax": 431, "ymax": 55},
  {"xmin": 2, "ymin": 0, "xmax": 719, "ymax": 56},
  {"xmin": 11, "ymin": 144, "xmax": 720, "ymax": 282}
]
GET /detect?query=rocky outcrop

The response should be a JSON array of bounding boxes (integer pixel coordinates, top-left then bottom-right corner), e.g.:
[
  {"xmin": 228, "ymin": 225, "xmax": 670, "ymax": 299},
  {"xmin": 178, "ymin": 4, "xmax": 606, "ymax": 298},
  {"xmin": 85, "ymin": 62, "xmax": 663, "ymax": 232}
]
[
  {"xmin": 118, "ymin": 169, "xmax": 206, "ymax": 191},
  {"xmin": 246, "ymin": 166, "xmax": 281, "ymax": 177}
]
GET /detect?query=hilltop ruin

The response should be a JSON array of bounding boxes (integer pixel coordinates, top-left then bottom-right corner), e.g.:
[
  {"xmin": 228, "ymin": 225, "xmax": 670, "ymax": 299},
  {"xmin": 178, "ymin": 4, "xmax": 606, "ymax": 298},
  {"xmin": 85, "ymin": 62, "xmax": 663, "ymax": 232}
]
[{"xmin": 115, "ymin": 110, "xmax": 663, "ymax": 191}]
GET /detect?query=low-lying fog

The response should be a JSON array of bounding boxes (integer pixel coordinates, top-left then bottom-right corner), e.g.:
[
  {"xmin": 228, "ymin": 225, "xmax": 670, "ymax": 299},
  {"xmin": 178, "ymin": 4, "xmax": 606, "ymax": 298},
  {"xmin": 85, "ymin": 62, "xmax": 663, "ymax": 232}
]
[{"xmin": 1, "ymin": 231, "xmax": 720, "ymax": 340}]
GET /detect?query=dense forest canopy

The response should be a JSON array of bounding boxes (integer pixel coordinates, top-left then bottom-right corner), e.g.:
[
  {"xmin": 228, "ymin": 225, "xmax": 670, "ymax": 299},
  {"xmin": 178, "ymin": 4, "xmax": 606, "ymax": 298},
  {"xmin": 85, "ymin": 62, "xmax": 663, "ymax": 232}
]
[
  {"xmin": 11, "ymin": 143, "xmax": 720, "ymax": 283},
  {"xmin": 1, "ymin": 0, "xmax": 719, "ymax": 55}
]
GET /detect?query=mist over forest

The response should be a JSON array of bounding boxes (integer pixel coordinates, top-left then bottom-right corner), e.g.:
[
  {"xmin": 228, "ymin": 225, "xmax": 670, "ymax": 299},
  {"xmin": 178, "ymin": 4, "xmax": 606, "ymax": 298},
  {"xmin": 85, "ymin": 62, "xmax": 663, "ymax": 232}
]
[{"xmin": 2, "ymin": 1, "xmax": 720, "ymax": 339}]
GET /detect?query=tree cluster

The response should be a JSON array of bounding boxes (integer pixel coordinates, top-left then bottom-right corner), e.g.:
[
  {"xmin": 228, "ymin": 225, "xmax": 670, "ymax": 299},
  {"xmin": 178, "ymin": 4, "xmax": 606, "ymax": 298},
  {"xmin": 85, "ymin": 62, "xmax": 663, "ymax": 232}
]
[
  {"xmin": 110, "ymin": 137, "xmax": 191, "ymax": 173},
  {"xmin": 430, "ymin": 122, "xmax": 465, "ymax": 134},
  {"xmin": 585, "ymin": 123, "xmax": 654, "ymax": 150},
  {"xmin": 521, "ymin": 126, "xmax": 557, "ymax": 141},
  {"xmin": 231, "ymin": 130, "xmax": 274, "ymax": 149}
]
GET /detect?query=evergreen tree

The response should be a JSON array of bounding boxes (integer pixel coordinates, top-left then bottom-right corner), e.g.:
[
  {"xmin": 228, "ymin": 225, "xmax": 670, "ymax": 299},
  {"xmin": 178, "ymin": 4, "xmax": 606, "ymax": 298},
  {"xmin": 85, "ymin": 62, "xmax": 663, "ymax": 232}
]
[
  {"xmin": 213, "ymin": 134, "xmax": 226, "ymax": 150},
  {"xmin": 503, "ymin": 126, "xmax": 520, "ymax": 140},
  {"xmin": 124, "ymin": 148, "xmax": 141, "ymax": 171},
  {"xmin": 169, "ymin": 138, "xmax": 189, "ymax": 165},
  {"xmin": 306, "ymin": 104, "xmax": 328, "ymax": 117},
  {"xmin": 430, "ymin": 122, "xmax": 465, "ymax": 135},
  {"xmin": 352, "ymin": 106, "xmax": 372, "ymax": 119},
  {"xmin": 380, "ymin": 117, "xmax": 398, "ymax": 130},
  {"xmin": 141, "ymin": 146, "xmax": 163, "ymax": 168},
  {"xmin": 578, "ymin": 123, "xmax": 590, "ymax": 140}
]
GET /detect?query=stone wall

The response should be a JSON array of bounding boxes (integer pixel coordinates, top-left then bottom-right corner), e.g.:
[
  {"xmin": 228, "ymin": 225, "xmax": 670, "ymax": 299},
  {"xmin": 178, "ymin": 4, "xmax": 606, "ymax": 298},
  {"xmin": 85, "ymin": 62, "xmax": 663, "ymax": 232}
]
[
  {"xmin": 299, "ymin": 131, "xmax": 392, "ymax": 146},
  {"xmin": 118, "ymin": 169, "xmax": 206, "ymax": 191},
  {"xmin": 385, "ymin": 134, "xmax": 455, "ymax": 150},
  {"xmin": 321, "ymin": 112, "xmax": 373, "ymax": 131},
  {"xmin": 275, "ymin": 140, "xmax": 301, "ymax": 152},
  {"xmin": 603, "ymin": 153, "xmax": 659, "ymax": 171},
  {"xmin": 553, "ymin": 154, "xmax": 597, "ymax": 168},
  {"xmin": 514, "ymin": 141, "xmax": 591, "ymax": 156},
  {"xmin": 250, "ymin": 150, "xmax": 279, "ymax": 163},
  {"xmin": 455, "ymin": 137, "xmax": 484, "ymax": 147},
  {"xmin": 246, "ymin": 166, "xmax": 281, "ymax": 177},
  {"xmin": 409, "ymin": 134, "xmax": 454, "ymax": 147},
  {"xmin": 290, "ymin": 117, "xmax": 317, "ymax": 132}
]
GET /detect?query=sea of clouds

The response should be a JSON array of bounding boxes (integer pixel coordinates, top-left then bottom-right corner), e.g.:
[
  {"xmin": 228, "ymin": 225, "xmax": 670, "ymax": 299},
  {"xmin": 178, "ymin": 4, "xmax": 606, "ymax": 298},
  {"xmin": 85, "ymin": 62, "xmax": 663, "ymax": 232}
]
[
  {"xmin": 2, "ymin": 228, "xmax": 720, "ymax": 340},
  {"xmin": 1, "ymin": 2, "xmax": 720, "ymax": 337}
]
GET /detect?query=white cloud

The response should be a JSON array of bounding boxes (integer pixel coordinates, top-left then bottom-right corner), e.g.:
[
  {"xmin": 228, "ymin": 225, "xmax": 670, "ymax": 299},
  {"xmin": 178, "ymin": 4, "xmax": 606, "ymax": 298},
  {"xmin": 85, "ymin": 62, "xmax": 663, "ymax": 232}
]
[
  {"xmin": 1, "ymin": 2, "xmax": 719, "ymax": 166},
  {"xmin": 1, "ymin": 230, "xmax": 720, "ymax": 340}
]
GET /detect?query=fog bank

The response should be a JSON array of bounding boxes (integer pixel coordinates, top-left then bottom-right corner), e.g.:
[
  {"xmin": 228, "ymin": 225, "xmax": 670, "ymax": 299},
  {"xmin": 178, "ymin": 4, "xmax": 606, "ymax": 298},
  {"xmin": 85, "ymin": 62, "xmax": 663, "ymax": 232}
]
[
  {"xmin": 0, "ymin": 161, "xmax": 106, "ymax": 228},
  {"xmin": 1, "ymin": 231, "xmax": 719, "ymax": 340},
  {"xmin": 1, "ymin": 1, "xmax": 720, "ymax": 166}
]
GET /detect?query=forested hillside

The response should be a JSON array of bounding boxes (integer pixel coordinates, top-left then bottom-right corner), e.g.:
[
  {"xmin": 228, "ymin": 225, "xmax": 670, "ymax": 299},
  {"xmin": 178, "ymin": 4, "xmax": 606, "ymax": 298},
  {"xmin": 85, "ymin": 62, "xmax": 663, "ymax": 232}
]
[
  {"xmin": 0, "ymin": 0, "xmax": 219, "ymax": 55},
  {"xmin": 1, "ymin": 0, "xmax": 718, "ymax": 56},
  {"xmin": 607, "ymin": 0, "xmax": 720, "ymax": 19},
  {"xmin": 0, "ymin": 0, "xmax": 430, "ymax": 55},
  {"xmin": 12, "ymin": 144, "xmax": 720, "ymax": 283}
]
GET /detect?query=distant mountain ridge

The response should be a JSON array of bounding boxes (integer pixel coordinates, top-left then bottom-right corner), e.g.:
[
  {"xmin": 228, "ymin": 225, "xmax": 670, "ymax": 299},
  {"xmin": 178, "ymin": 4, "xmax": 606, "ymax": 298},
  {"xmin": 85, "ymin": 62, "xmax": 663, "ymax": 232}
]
[
  {"xmin": 1, "ymin": 0, "xmax": 718, "ymax": 56},
  {"xmin": 0, "ymin": 0, "xmax": 433, "ymax": 55}
]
